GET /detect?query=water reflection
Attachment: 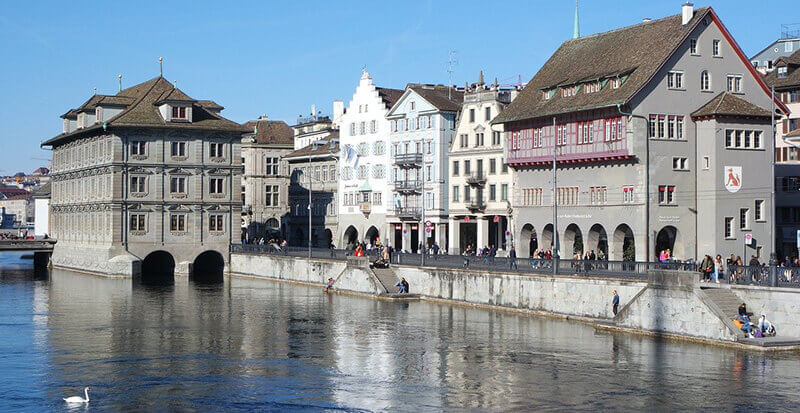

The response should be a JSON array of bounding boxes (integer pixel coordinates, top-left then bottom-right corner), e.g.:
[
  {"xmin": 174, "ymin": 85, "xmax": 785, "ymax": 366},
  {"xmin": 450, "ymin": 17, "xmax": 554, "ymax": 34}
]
[{"xmin": 2, "ymin": 254, "xmax": 800, "ymax": 410}]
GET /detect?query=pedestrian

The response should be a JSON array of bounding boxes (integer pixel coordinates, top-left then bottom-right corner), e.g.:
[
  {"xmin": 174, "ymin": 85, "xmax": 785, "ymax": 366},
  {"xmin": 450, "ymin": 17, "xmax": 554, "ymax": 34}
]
[
  {"xmin": 395, "ymin": 277, "xmax": 409, "ymax": 293},
  {"xmin": 432, "ymin": 242, "xmax": 440, "ymax": 259},
  {"xmin": 509, "ymin": 245, "xmax": 518, "ymax": 270},
  {"xmin": 612, "ymin": 290, "xmax": 620, "ymax": 316},
  {"xmin": 463, "ymin": 245, "xmax": 472, "ymax": 269},
  {"xmin": 713, "ymin": 254, "xmax": 724, "ymax": 283}
]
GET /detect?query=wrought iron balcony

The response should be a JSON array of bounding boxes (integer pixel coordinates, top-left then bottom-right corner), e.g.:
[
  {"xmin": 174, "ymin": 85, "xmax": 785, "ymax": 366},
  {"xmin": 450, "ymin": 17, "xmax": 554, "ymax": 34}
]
[
  {"xmin": 466, "ymin": 172, "xmax": 487, "ymax": 186},
  {"xmin": 467, "ymin": 200, "xmax": 486, "ymax": 211},
  {"xmin": 394, "ymin": 180, "xmax": 422, "ymax": 193},
  {"xmin": 396, "ymin": 207, "xmax": 422, "ymax": 220},
  {"xmin": 393, "ymin": 152, "xmax": 423, "ymax": 167}
]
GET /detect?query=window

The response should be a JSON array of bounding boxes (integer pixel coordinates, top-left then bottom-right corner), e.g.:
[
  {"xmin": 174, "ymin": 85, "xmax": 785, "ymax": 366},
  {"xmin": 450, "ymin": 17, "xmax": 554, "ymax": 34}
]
[
  {"xmin": 359, "ymin": 121, "xmax": 366, "ymax": 135},
  {"xmin": 171, "ymin": 141, "xmax": 186, "ymax": 157},
  {"xmin": 349, "ymin": 123, "xmax": 356, "ymax": 135},
  {"xmin": 170, "ymin": 214, "xmax": 186, "ymax": 232},
  {"xmin": 369, "ymin": 120, "xmax": 377, "ymax": 133},
  {"xmin": 452, "ymin": 186, "xmax": 460, "ymax": 202},
  {"xmin": 604, "ymin": 117, "xmax": 623, "ymax": 141},
  {"xmin": 209, "ymin": 143, "xmax": 224, "ymax": 158},
  {"xmin": 501, "ymin": 184, "xmax": 509, "ymax": 201},
  {"xmin": 426, "ymin": 165, "xmax": 432, "ymax": 181},
  {"xmin": 787, "ymin": 42, "xmax": 794, "ymax": 53},
  {"xmin": 690, "ymin": 38, "xmax": 698, "ymax": 54},
  {"xmin": 702, "ymin": 156, "xmax": 710, "ymax": 170},
  {"xmin": 171, "ymin": 106, "xmax": 188, "ymax": 120},
  {"xmin": 265, "ymin": 185, "xmax": 279, "ymax": 206},
  {"xmin": 475, "ymin": 133, "xmax": 484, "ymax": 147},
  {"xmin": 590, "ymin": 186, "xmax": 607, "ymax": 205},
  {"xmin": 373, "ymin": 141, "xmax": 386, "ymax": 155},
  {"xmin": 485, "ymin": 107, "xmax": 491, "ymax": 121},
  {"xmin": 562, "ymin": 85, "xmax": 579, "ymax": 97},
  {"xmin": 611, "ymin": 78, "xmax": 620, "ymax": 89},
  {"xmin": 740, "ymin": 208, "xmax": 750, "ymax": 230},
  {"xmin": 755, "ymin": 200, "xmax": 765, "ymax": 221},
  {"xmin": 489, "ymin": 184, "xmax": 497, "ymax": 201},
  {"xmin": 726, "ymin": 75, "xmax": 742, "ymax": 93},
  {"xmin": 622, "ymin": 186, "xmax": 635, "ymax": 203},
  {"xmin": 130, "ymin": 214, "xmax": 146, "ymax": 232},
  {"xmin": 210, "ymin": 177, "xmax": 224, "ymax": 194},
  {"xmin": 724, "ymin": 129, "xmax": 763, "ymax": 149},
  {"xmin": 130, "ymin": 141, "xmax": 146, "ymax": 156},
  {"xmin": 489, "ymin": 159, "xmax": 496, "ymax": 174},
  {"xmin": 464, "ymin": 185, "xmax": 471, "ymax": 202},
  {"xmin": 725, "ymin": 216, "xmax": 735, "ymax": 239},
  {"xmin": 374, "ymin": 192, "xmax": 382, "ymax": 205},
  {"xmin": 452, "ymin": 161, "xmax": 459, "ymax": 176},
  {"xmin": 502, "ymin": 161, "xmax": 508, "ymax": 173},
  {"xmin": 777, "ymin": 67, "xmax": 788, "ymax": 78},
  {"xmin": 650, "ymin": 115, "xmax": 683, "ymax": 139},
  {"xmin": 667, "ymin": 71, "xmax": 684, "ymax": 89},
  {"xmin": 522, "ymin": 188, "xmax": 543, "ymax": 206},
  {"xmin": 700, "ymin": 71, "xmax": 711, "ymax": 91},
  {"xmin": 658, "ymin": 185, "xmax": 676, "ymax": 205},
  {"xmin": 672, "ymin": 157, "xmax": 688, "ymax": 170},
  {"xmin": 712, "ymin": 39, "xmax": 721, "ymax": 57},
  {"xmin": 469, "ymin": 108, "xmax": 475, "ymax": 122},
  {"xmin": 410, "ymin": 101, "xmax": 416, "ymax": 110},
  {"xmin": 170, "ymin": 176, "xmax": 186, "ymax": 194},
  {"xmin": 265, "ymin": 157, "xmax": 279, "ymax": 175},
  {"xmin": 492, "ymin": 131, "xmax": 501, "ymax": 145},
  {"xmin": 209, "ymin": 214, "xmax": 224, "ymax": 232},
  {"xmin": 464, "ymin": 160, "xmax": 471, "ymax": 174},
  {"xmin": 130, "ymin": 176, "xmax": 146, "ymax": 193},
  {"xmin": 460, "ymin": 134, "xmax": 468, "ymax": 148},
  {"xmin": 556, "ymin": 187, "xmax": 579, "ymax": 206}
]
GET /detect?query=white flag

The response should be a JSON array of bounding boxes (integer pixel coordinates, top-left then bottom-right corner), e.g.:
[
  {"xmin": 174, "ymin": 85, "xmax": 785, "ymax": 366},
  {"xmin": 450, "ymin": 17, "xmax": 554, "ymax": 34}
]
[{"xmin": 344, "ymin": 145, "xmax": 359, "ymax": 168}]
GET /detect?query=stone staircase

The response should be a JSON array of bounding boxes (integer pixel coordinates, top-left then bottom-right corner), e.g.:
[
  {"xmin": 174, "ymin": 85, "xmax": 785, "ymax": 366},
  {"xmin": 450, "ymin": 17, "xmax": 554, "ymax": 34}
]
[
  {"xmin": 371, "ymin": 267, "xmax": 399, "ymax": 294},
  {"xmin": 701, "ymin": 287, "xmax": 743, "ymax": 319}
]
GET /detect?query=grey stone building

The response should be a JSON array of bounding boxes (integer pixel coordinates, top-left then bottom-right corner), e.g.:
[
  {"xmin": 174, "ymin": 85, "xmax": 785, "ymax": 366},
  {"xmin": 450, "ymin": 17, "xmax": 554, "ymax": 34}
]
[
  {"xmin": 493, "ymin": 4, "xmax": 787, "ymax": 262},
  {"xmin": 284, "ymin": 133, "xmax": 339, "ymax": 247},
  {"xmin": 43, "ymin": 76, "xmax": 246, "ymax": 281},
  {"xmin": 241, "ymin": 117, "xmax": 294, "ymax": 241},
  {"xmin": 750, "ymin": 24, "xmax": 800, "ymax": 74}
]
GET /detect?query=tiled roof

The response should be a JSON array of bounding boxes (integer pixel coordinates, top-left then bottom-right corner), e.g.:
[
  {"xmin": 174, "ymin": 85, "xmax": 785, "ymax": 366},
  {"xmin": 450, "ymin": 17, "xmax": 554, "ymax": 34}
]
[
  {"xmin": 376, "ymin": 87, "xmax": 404, "ymax": 108},
  {"xmin": 283, "ymin": 135, "xmax": 340, "ymax": 160},
  {"xmin": 242, "ymin": 119, "xmax": 294, "ymax": 145},
  {"xmin": 45, "ymin": 76, "xmax": 247, "ymax": 146},
  {"xmin": 764, "ymin": 49, "xmax": 800, "ymax": 89},
  {"xmin": 493, "ymin": 7, "xmax": 711, "ymax": 124},
  {"xmin": 408, "ymin": 84, "xmax": 464, "ymax": 111},
  {"xmin": 33, "ymin": 182, "xmax": 51, "ymax": 198},
  {"xmin": 2, "ymin": 194, "xmax": 31, "ymax": 201},
  {"xmin": 691, "ymin": 92, "xmax": 771, "ymax": 119},
  {"xmin": 197, "ymin": 100, "xmax": 224, "ymax": 110},
  {"xmin": 0, "ymin": 187, "xmax": 31, "ymax": 198}
]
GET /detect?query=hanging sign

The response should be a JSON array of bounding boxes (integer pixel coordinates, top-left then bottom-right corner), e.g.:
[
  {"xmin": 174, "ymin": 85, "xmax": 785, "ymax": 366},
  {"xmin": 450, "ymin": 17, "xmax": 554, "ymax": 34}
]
[
  {"xmin": 724, "ymin": 166, "xmax": 742, "ymax": 193},
  {"xmin": 493, "ymin": 215, "xmax": 500, "ymax": 223}
]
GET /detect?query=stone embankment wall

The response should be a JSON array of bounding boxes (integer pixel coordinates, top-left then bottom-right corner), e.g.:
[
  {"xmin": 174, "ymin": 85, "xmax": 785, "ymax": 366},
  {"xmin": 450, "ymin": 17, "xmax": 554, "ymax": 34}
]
[{"xmin": 729, "ymin": 285, "xmax": 800, "ymax": 338}]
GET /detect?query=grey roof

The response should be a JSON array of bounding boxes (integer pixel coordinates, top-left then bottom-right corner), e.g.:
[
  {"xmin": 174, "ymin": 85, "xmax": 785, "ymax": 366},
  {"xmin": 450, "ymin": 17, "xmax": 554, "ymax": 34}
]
[
  {"xmin": 493, "ymin": 7, "xmax": 711, "ymax": 124},
  {"xmin": 376, "ymin": 87, "xmax": 404, "ymax": 108},
  {"xmin": 45, "ymin": 76, "xmax": 246, "ymax": 146},
  {"xmin": 691, "ymin": 92, "xmax": 772, "ymax": 119},
  {"xmin": 33, "ymin": 182, "xmax": 51, "ymax": 198},
  {"xmin": 283, "ymin": 134, "xmax": 340, "ymax": 160},
  {"xmin": 764, "ymin": 49, "xmax": 800, "ymax": 89},
  {"xmin": 407, "ymin": 84, "xmax": 464, "ymax": 111},
  {"xmin": 242, "ymin": 119, "xmax": 294, "ymax": 145}
]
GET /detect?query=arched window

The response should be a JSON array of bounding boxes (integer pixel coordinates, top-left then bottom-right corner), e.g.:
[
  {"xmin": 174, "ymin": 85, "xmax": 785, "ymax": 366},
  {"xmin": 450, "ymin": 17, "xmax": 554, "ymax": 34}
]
[{"xmin": 700, "ymin": 70, "xmax": 711, "ymax": 91}]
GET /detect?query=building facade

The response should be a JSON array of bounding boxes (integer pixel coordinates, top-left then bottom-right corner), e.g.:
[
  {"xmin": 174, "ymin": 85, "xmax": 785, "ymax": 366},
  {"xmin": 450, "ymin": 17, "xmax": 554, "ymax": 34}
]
[
  {"xmin": 448, "ymin": 73, "xmax": 518, "ymax": 254},
  {"xmin": 241, "ymin": 117, "xmax": 294, "ymax": 242},
  {"xmin": 750, "ymin": 26, "xmax": 800, "ymax": 74},
  {"xmin": 493, "ymin": 5, "xmax": 784, "ymax": 262},
  {"xmin": 43, "ymin": 76, "xmax": 245, "ymax": 279},
  {"xmin": 33, "ymin": 182, "xmax": 50, "ymax": 236},
  {"xmin": 284, "ymin": 134, "xmax": 339, "ymax": 247},
  {"xmin": 337, "ymin": 71, "xmax": 402, "ymax": 249},
  {"xmin": 291, "ymin": 103, "xmax": 343, "ymax": 150}
]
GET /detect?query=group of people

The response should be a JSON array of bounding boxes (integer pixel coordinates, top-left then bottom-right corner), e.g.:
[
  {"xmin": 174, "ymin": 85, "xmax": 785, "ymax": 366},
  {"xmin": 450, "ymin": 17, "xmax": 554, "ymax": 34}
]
[
  {"xmin": 697, "ymin": 253, "xmax": 765, "ymax": 284},
  {"xmin": 733, "ymin": 303, "xmax": 776, "ymax": 338},
  {"xmin": 461, "ymin": 244, "xmax": 500, "ymax": 268}
]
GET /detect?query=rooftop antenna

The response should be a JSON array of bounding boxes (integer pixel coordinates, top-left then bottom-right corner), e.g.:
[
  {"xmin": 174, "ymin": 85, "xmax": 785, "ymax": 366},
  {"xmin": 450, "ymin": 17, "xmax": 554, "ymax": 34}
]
[
  {"xmin": 573, "ymin": 0, "xmax": 580, "ymax": 38},
  {"xmin": 446, "ymin": 50, "xmax": 458, "ymax": 99},
  {"xmin": 118, "ymin": 74, "xmax": 122, "ymax": 92},
  {"xmin": 159, "ymin": 57, "xmax": 163, "ymax": 77}
]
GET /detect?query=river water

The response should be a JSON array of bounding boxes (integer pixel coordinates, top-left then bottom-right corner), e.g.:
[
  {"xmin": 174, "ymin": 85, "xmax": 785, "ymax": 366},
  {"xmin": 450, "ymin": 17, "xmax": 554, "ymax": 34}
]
[{"xmin": 1, "ymin": 252, "xmax": 800, "ymax": 411}]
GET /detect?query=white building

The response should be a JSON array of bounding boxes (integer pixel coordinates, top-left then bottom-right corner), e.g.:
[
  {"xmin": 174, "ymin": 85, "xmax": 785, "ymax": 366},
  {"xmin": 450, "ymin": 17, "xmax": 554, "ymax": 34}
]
[
  {"xmin": 386, "ymin": 84, "xmax": 463, "ymax": 253},
  {"xmin": 33, "ymin": 182, "xmax": 50, "ymax": 236},
  {"xmin": 337, "ymin": 70, "xmax": 403, "ymax": 248}
]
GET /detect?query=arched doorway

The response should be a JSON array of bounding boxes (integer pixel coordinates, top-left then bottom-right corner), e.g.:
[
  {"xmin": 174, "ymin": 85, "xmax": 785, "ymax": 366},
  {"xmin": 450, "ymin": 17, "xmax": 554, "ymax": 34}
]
[
  {"xmin": 587, "ymin": 224, "xmax": 608, "ymax": 259},
  {"xmin": 365, "ymin": 226, "xmax": 380, "ymax": 246},
  {"xmin": 191, "ymin": 250, "xmax": 225, "ymax": 283},
  {"xmin": 564, "ymin": 224, "xmax": 583, "ymax": 256},
  {"xmin": 324, "ymin": 229, "xmax": 333, "ymax": 248},
  {"xmin": 265, "ymin": 218, "xmax": 279, "ymax": 229},
  {"xmin": 343, "ymin": 226, "xmax": 358, "ymax": 249},
  {"xmin": 655, "ymin": 226, "xmax": 681, "ymax": 260},
  {"xmin": 542, "ymin": 224, "xmax": 554, "ymax": 253},
  {"xmin": 520, "ymin": 224, "xmax": 537, "ymax": 258},
  {"xmin": 141, "ymin": 250, "xmax": 175, "ymax": 285},
  {"xmin": 612, "ymin": 224, "xmax": 635, "ymax": 261}
]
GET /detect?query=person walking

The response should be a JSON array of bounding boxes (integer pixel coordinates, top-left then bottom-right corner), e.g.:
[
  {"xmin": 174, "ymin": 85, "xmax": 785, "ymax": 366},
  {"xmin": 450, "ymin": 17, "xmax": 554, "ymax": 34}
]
[
  {"xmin": 509, "ymin": 245, "xmax": 518, "ymax": 270},
  {"xmin": 463, "ymin": 244, "xmax": 472, "ymax": 269},
  {"xmin": 612, "ymin": 290, "xmax": 620, "ymax": 316}
]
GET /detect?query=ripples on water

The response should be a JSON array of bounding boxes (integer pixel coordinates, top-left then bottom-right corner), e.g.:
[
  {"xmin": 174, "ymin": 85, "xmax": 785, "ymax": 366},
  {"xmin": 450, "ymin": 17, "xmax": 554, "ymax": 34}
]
[{"xmin": 1, "ymin": 252, "xmax": 800, "ymax": 411}]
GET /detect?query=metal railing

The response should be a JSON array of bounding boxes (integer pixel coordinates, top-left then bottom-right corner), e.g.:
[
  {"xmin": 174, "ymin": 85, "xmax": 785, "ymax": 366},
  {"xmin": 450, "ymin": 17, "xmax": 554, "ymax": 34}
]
[
  {"xmin": 395, "ymin": 207, "xmax": 422, "ymax": 220},
  {"xmin": 394, "ymin": 153, "xmax": 423, "ymax": 166},
  {"xmin": 467, "ymin": 200, "xmax": 486, "ymax": 211},
  {"xmin": 394, "ymin": 180, "xmax": 422, "ymax": 193},
  {"xmin": 466, "ymin": 172, "xmax": 487, "ymax": 185}
]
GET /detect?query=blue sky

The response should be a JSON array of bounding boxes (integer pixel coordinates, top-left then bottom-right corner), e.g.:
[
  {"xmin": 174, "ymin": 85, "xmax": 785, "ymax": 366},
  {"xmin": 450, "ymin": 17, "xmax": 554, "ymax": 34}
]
[{"xmin": 0, "ymin": 0, "xmax": 796, "ymax": 174}]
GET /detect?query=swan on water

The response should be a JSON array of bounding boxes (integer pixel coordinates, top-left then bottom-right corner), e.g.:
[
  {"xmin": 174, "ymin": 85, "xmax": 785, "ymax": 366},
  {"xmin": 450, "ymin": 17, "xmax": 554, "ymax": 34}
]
[{"xmin": 63, "ymin": 387, "xmax": 90, "ymax": 403}]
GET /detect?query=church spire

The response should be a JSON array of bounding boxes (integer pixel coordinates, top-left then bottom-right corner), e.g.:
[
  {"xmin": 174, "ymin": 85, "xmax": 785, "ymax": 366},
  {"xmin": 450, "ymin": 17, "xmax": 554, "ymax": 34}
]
[{"xmin": 573, "ymin": 0, "xmax": 580, "ymax": 39}]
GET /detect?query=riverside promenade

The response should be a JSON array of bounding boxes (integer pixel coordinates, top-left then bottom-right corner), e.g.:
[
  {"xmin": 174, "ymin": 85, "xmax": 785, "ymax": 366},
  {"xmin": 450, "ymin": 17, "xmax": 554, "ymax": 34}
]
[{"xmin": 230, "ymin": 246, "xmax": 800, "ymax": 351}]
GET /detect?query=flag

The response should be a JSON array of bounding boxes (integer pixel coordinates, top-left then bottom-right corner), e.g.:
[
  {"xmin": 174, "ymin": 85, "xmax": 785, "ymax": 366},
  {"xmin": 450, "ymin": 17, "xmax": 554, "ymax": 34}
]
[{"xmin": 344, "ymin": 145, "xmax": 359, "ymax": 168}]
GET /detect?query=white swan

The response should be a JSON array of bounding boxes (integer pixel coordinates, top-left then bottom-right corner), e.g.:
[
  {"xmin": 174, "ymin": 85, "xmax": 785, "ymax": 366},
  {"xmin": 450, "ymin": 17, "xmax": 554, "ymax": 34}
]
[{"xmin": 63, "ymin": 387, "xmax": 90, "ymax": 404}]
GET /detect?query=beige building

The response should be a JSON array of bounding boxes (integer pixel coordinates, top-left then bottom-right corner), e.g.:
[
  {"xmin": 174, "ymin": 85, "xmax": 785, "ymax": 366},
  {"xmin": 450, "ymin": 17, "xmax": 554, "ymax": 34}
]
[
  {"xmin": 448, "ymin": 73, "xmax": 518, "ymax": 254},
  {"xmin": 241, "ymin": 117, "xmax": 294, "ymax": 241}
]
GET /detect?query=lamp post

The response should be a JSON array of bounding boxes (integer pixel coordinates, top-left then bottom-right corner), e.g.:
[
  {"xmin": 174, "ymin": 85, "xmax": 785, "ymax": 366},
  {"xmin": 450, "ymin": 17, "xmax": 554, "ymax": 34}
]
[{"xmin": 420, "ymin": 139, "xmax": 426, "ymax": 267}]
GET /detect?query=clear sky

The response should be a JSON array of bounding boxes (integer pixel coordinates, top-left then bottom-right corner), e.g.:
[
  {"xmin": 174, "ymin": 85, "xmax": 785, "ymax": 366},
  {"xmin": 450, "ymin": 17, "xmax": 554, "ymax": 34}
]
[{"xmin": 0, "ymin": 0, "xmax": 796, "ymax": 174}]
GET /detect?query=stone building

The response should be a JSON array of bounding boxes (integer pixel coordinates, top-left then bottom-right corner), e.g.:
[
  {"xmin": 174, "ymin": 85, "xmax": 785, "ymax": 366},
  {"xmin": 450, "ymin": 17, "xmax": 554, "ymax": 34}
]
[
  {"xmin": 43, "ymin": 76, "xmax": 246, "ymax": 281},
  {"xmin": 241, "ymin": 117, "xmax": 294, "ymax": 242},
  {"xmin": 448, "ymin": 73, "xmax": 518, "ymax": 254},
  {"xmin": 284, "ymin": 133, "xmax": 339, "ymax": 247},
  {"xmin": 750, "ymin": 26, "xmax": 800, "ymax": 74},
  {"xmin": 337, "ymin": 71, "xmax": 403, "ymax": 249},
  {"xmin": 493, "ymin": 4, "xmax": 787, "ymax": 262},
  {"xmin": 291, "ymin": 103, "xmax": 343, "ymax": 150},
  {"xmin": 386, "ymin": 84, "xmax": 462, "ymax": 253}
]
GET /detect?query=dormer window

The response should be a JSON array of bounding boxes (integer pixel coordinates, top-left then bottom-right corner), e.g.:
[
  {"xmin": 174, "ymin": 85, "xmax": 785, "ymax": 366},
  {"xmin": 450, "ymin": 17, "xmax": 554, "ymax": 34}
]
[
  {"xmin": 95, "ymin": 107, "xmax": 103, "ymax": 123},
  {"xmin": 77, "ymin": 113, "xmax": 87, "ymax": 128},
  {"xmin": 172, "ymin": 106, "xmax": 188, "ymax": 120},
  {"xmin": 778, "ymin": 67, "xmax": 788, "ymax": 78},
  {"xmin": 62, "ymin": 118, "xmax": 70, "ymax": 133},
  {"xmin": 611, "ymin": 78, "xmax": 620, "ymax": 89}
]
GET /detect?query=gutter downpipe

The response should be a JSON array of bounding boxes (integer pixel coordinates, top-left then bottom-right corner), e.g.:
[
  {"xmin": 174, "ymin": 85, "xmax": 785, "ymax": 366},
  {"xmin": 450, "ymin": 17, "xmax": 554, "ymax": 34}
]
[{"xmin": 617, "ymin": 103, "xmax": 650, "ymax": 262}]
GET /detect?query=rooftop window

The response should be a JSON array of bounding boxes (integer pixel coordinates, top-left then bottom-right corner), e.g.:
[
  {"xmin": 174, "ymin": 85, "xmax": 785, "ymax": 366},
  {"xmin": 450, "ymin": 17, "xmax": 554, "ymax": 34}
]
[
  {"xmin": 171, "ymin": 105, "xmax": 189, "ymax": 121},
  {"xmin": 778, "ymin": 67, "xmax": 788, "ymax": 78}
]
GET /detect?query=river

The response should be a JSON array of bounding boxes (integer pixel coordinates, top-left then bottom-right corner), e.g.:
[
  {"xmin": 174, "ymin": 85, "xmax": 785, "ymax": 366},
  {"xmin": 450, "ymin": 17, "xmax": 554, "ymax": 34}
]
[{"xmin": 1, "ymin": 252, "xmax": 799, "ymax": 411}]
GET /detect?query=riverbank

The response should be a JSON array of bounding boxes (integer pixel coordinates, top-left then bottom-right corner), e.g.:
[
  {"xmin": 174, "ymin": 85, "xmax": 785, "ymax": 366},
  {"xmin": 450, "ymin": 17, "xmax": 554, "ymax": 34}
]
[{"xmin": 230, "ymin": 253, "xmax": 800, "ymax": 352}]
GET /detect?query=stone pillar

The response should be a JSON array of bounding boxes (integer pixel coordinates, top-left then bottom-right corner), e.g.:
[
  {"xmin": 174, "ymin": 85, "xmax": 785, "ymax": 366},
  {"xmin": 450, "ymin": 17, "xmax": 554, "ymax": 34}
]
[
  {"xmin": 437, "ymin": 222, "xmax": 447, "ymax": 252},
  {"xmin": 476, "ymin": 217, "xmax": 489, "ymax": 248},
  {"xmin": 402, "ymin": 224, "xmax": 412, "ymax": 252},
  {"xmin": 448, "ymin": 219, "xmax": 460, "ymax": 254}
]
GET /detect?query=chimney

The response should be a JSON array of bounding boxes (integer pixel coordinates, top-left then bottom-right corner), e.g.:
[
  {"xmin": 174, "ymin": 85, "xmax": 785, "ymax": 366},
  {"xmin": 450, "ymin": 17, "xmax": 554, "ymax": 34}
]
[
  {"xmin": 682, "ymin": 2, "xmax": 694, "ymax": 25},
  {"xmin": 332, "ymin": 100, "xmax": 344, "ymax": 126}
]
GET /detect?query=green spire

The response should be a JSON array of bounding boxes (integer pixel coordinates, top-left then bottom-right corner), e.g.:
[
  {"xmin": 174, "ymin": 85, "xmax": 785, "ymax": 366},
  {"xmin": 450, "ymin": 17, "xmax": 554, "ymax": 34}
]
[{"xmin": 573, "ymin": 0, "xmax": 580, "ymax": 39}]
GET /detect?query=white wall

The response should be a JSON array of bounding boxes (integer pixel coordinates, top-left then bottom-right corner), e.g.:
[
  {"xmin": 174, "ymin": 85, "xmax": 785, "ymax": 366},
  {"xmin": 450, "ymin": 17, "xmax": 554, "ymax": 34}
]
[{"xmin": 34, "ymin": 198, "xmax": 49, "ymax": 236}]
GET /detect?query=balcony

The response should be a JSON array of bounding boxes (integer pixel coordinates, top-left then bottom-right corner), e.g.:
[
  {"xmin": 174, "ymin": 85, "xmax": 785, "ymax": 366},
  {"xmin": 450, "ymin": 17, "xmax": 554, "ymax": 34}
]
[
  {"xmin": 396, "ymin": 207, "xmax": 422, "ymax": 220},
  {"xmin": 359, "ymin": 203, "xmax": 371, "ymax": 214},
  {"xmin": 466, "ymin": 172, "xmax": 487, "ymax": 186},
  {"xmin": 394, "ymin": 153, "xmax": 423, "ymax": 167},
  {"xmin": 467, "ymin": 200, "xmax": 486, "ymax": 212},
  {"xmin": 394, "ymin": 180, "xmax": 422, "ymax": 194}
]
